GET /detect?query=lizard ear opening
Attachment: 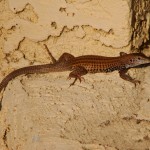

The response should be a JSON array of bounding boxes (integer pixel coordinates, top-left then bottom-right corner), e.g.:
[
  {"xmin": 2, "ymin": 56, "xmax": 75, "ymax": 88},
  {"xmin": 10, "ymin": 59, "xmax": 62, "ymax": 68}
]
[
  {"xmin": 130, "ymin": 59, "xmax": 133, "ymax": 62},
  {"xmin": 120, "ymin": 52, "xmax": 127, "ymax": 56}
]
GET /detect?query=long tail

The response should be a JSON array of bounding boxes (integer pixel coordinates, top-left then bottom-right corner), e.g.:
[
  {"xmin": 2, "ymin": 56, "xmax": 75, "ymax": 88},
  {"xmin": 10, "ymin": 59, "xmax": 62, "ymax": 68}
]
[{"xmin": 0, "ymin": 64, "xmax": 65, "ymax": 92}]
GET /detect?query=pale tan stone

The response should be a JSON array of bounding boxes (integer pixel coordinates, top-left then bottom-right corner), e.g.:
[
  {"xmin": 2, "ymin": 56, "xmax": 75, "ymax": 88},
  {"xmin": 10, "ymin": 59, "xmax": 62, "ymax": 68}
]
[{"xmin": 0, "ymin": 0, "xmax": 150, "ymax": 150}]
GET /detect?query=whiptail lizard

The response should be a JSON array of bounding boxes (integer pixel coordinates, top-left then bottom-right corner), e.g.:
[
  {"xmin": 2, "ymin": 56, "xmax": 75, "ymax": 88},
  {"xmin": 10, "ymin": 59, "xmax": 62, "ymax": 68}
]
[{"xmin": 0, "ymin": 44, "xmax": 150, "ymax": 93}]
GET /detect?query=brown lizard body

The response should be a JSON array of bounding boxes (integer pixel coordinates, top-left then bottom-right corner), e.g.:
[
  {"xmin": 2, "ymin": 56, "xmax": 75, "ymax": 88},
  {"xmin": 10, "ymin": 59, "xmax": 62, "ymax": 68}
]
[{"xmin": 0, "ymin": 45, "xmax": 150, "ymax": 92}]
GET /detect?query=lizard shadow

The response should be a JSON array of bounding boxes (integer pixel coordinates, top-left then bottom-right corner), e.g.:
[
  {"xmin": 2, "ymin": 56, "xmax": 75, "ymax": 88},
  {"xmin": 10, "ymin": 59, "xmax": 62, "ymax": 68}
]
[{"xmin": 133, "ymin": 63, "xmax": 150, "ymax": 68}]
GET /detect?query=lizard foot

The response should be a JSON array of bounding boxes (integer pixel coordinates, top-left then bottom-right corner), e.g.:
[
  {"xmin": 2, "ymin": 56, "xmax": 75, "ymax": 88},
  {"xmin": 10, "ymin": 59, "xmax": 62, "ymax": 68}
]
[
  {"xmin": 67, "ymin": 76, "xmax": 85, "ymax": 87},
  {"xmin": 133, "ymin": 80, "xmax": 141, "ymax": 87}
]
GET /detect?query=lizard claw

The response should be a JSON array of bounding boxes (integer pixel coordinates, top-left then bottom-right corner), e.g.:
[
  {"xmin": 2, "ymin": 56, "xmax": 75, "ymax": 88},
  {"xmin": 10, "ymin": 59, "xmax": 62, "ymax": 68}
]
[
  {"xmin": 67, "ymin": 77, "xmax": 71, "ymax": 80},
  {"xmin": 134, "ymin": 80, "xmax": 141, "ymax": 87},
  {"xmin": 67, "ymin": 76, "xmax": 85, "ymax": 87},
  {"xmin": 69, "ymin": 82, "xmax": 75, "ymax": 87},
  {"xmin": 78, "ymin": 76, "xmax": 85, "ymax": 83},
  {"xmin": 69, "ymin": 78, "xmax": 77, "ymax": 87},
  {"xmin": 80, "ymin": 77, "xmax": 85, "ymax": 82}
]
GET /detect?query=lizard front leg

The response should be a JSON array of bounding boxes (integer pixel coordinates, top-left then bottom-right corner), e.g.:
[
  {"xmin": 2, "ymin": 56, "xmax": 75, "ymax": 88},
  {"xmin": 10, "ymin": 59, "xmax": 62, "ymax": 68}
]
[
  {"xmin": 119, "ymin": 69, "xmax": 140, "ymax": 85},
  {"xmin": 68, "ymin": 66, "xmax": 88, "ymax": 86}
]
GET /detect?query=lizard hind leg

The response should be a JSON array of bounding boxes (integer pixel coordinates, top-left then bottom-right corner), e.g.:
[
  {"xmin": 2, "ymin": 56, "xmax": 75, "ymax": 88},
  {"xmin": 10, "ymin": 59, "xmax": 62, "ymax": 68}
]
[
  {"xmin": 120, "ymin": 52, "xmax": 127, "ymax": 56},
  {"xmin": 58, "ymin": 53, "xmax": 75, "ymax": 63},
  {"xmin": 68, "ymin": 66, "xmax": 88, "ymax": 86},
  {"xmin": 44, "ymin": 44, "xmax": 57, "ymax": 64},
  {"xmin": 44, "ymin": 44, "xmax": 75, "ymax": 64}
]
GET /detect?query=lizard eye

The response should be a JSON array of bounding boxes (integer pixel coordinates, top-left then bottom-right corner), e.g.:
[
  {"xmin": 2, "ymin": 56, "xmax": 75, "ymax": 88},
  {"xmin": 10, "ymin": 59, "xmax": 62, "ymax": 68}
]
[{"xmin": 138, "ymin": 57, "xmax": 141, "ymax": 60}]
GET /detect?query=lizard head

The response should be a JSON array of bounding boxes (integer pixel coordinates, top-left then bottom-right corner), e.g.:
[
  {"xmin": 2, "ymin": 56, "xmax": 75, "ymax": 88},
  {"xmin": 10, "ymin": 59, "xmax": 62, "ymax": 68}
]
[{"xmin": 125, "ymin": 53, "xmax": 150, "ymax": 68}]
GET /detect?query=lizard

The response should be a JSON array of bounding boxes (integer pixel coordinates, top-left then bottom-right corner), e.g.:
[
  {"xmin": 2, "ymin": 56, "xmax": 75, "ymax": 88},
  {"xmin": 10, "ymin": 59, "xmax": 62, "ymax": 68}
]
[{"xmin": 0, "ymin": 44, "xmax": 150, "ymax": 93}]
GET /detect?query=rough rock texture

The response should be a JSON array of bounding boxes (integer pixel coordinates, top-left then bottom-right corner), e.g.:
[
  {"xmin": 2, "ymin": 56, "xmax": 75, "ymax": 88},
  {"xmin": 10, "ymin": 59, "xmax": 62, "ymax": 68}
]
[
  {"xmin": 0, "ymin": 0, "xmax": 150, "ymax": 150},
  {"xmin": 131, "ymin": 0, "xmax": 150, "ymax": 49}
]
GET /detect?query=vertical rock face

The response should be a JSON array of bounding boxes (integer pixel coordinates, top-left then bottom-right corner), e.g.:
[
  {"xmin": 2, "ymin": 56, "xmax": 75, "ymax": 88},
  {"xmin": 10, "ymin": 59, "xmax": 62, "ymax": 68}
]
[
  {"xmin": 131, "ymin": 0, "xmax": 150, "ymax": 49},
  {"xmin": 0, "ymin": 0, "xmax": 150, "ymax": 150}
]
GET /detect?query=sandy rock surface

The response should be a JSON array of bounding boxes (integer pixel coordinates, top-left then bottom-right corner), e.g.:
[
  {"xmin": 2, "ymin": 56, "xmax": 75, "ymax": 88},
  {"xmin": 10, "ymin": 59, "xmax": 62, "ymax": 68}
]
[{"xmin": 0, "ymin": 0, "xmax": 150, "ymax": 150}]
